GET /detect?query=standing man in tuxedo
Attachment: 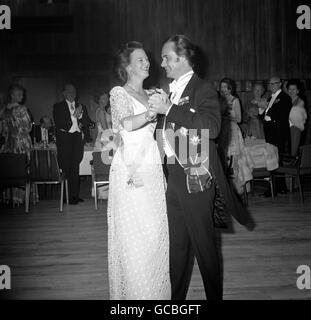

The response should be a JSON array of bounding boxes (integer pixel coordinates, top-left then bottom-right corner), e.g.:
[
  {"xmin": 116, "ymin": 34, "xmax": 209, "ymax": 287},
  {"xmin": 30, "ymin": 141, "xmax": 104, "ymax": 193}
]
[
  {"xmin": 53, "ymin": 84, "xmax": 91, "ymax": 204},
  {"xmin": 259, "ymin": 76, "xmax": 292, "ymax": 196},
  {"xmin": 148, "ymin": 35, "xmax": 250, "ymax": 300}
]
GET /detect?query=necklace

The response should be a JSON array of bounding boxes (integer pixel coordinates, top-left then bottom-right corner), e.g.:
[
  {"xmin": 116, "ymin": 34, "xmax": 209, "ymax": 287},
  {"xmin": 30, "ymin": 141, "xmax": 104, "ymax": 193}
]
[{"xmin": 126, "ymin": 83, "xmax": 145, "ymax": 96}]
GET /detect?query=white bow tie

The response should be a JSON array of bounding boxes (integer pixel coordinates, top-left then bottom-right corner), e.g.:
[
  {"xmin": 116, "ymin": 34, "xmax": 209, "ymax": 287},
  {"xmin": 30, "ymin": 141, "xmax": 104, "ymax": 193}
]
[{"xmin": 169, "ymin": 80, "xmax": 178, "ymax": 93}]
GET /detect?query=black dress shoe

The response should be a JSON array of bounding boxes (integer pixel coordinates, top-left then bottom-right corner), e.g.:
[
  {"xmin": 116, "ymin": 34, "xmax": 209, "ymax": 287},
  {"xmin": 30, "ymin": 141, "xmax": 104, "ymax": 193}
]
[
  {"xmin": 74, "ymin": 197, "xmax": 84, "ymax": 202},
  {"xmin": 69, "ymin": 198, "xmax": 79, "ymax": 205},
  {"xmin": 278, "ymin": 189, "xmax": 288, "ymax": 195}
]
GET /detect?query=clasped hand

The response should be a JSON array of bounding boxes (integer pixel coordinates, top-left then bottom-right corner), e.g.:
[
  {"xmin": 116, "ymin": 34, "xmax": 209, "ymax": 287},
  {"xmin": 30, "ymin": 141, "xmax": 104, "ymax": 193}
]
[
  {"xmin": 148, "ymin": 89, "xmax": 171, "ymax": 115},
  {"xmin": 74, "ymin": 105, "xmax": 83, "ymax": 118}
]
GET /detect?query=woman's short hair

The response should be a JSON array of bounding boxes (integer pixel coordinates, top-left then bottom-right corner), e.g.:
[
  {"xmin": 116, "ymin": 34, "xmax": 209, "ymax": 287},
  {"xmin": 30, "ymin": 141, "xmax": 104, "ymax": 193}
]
[
  {"xmin": 163, "ymin": 34, "xmax": 196, "ymax": 67},
  {"xmin": 219, "ymin": 78, "xmax": 237, "ymax": 97},
  {"xmin": 7, "ymin": 83, "xmax": 26, "ymax": 103},
  {"xmin": 115, "ymin": 41, "xmax": 144, "ymax": 84}
]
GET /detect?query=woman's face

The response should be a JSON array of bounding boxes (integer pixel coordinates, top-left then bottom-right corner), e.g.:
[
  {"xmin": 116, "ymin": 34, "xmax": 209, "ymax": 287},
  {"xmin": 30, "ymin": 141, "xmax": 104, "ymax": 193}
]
[
  {"xmin": 99, "ymin": 94, "xmax": 108, "ymax": 107},
  {"xmin": 11, "ymin": 89, "xmax": 24, "ymax": 104},
  {"xmin": 288, "ymin": 85, "xmax": 299, "ymax": 98},
  {"xmin": 220, "ymin": 82, "xmax": 230, "ymax": 96},
  {"xmin": 127, "ymin": 48, "xmax": 150, "ymax": 80},
  {"xmin": 253, "ymin": 85, "xmax": 264, "ymax": 99}
]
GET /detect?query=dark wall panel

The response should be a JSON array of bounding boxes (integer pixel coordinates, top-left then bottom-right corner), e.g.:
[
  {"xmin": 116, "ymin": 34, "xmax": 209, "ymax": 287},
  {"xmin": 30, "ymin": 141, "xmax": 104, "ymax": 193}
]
[{"xmin": 0, "ymin": 0, "xmax": 310, "ymax": 82}]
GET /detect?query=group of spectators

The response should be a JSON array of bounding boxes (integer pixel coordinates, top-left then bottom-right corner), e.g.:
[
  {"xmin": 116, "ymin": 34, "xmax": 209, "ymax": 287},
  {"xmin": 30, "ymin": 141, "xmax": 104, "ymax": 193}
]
[
  {"xmin": 0, "ymin": 83, "xmax": 106, "ymax": 204},
  {"xmin": 0, "ymin": 76, "xmax": 310, "ymax": 203},
  {"xmin": 216, "ymin": 76, "xmax": 310, "ymax": 196}
]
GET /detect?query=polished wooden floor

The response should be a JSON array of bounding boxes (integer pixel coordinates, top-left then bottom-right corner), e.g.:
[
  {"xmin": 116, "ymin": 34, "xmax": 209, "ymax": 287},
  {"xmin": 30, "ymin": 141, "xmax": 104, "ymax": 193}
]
[{"xmin": 1, "ymin": 184, "xmax": 311, "ymax": 300}]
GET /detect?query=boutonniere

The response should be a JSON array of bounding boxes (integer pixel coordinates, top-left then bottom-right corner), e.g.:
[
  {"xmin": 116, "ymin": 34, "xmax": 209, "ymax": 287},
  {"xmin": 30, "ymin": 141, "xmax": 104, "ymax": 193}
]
[
  {"xmin": 178, "ymin": 96, "xmax": 190, "ymax": 106},
  {"xmin": 274, "ymin": 98, "xmax": 280, "ymax": 104},
  {"xmin": 179, "ymin": 127, "xmax": 188, "ymax": 137}
]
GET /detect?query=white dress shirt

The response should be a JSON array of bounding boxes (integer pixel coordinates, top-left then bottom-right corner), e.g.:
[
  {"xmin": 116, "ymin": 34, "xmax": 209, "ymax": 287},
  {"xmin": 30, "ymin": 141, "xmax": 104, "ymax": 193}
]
[
  {"xmin": 168, "ymin": 70, "xmax": 194, "ymax": 107},
  {"xmin": 163, "ymin": 70, "xmax": 194, "ymax": 157},
  {"xmin": 259, "ymin": 89, "xmax": 281, "ymax": 121},
  {"xmin": 66, "ymin": 100, "xmax": 81, "ymax": 133}
]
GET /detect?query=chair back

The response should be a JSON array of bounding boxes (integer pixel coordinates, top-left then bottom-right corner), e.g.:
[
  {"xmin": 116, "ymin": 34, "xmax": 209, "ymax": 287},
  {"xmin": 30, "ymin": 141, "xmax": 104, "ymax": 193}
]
[
  {"xmin": 92, "ymin": 151, "xmax": 110, "ymax": 181},
  {"xmin": 29, "ymin": 149, "xmax": 61, "ymax": 182},
  {"xmin": 299, "ymin": 144, "xmax": 311, "ymax": 173},
  {"xmin": 0, "ymin": 153, "xmax": 28, "ymax": 185}
]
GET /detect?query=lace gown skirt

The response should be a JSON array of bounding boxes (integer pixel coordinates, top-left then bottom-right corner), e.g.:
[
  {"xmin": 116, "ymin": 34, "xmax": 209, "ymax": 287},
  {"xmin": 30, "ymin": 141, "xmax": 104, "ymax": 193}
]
[{"xmin": 107, "ymin": 141, "xmax": 171, "ymax": 300}]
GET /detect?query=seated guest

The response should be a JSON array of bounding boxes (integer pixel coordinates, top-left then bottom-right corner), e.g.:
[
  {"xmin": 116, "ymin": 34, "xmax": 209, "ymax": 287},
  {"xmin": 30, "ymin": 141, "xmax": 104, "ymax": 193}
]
[
  {"xmin": 286, "ymin": 79, "xmax": 308, "ymax": 156},
  {"xmin": 217, "ymin": 78, "xmax": 252, "ymax": 195},
  {"xmin": 31, "ymin": 116, "xmax": 55, "ymax": 144},
  {"xmin": 242, "ymin": 82, "xmax": 266, "ymax": 139}
]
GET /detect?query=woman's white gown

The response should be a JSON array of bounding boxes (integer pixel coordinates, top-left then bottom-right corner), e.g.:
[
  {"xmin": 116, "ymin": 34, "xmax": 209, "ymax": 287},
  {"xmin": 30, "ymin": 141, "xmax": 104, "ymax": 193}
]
[{"xmin": 107, "ymin": 86, "xmax": 171, "ymax": 300}]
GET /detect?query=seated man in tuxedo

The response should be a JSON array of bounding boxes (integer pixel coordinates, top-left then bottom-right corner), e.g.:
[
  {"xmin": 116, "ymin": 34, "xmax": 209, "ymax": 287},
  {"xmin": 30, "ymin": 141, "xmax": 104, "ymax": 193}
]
[
  {"xmin": 31, "ymin": 116, "xmax": 55, "ymax": 144},
  {"xmin": 53, "ymin": 83, "xmax": 93, "ymax": 205}
]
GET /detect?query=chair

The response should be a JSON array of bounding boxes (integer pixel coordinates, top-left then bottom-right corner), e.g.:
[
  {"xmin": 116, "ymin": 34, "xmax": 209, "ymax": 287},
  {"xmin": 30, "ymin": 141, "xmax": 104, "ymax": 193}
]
[
  {"xmin": 92, "ymin": 151, "xmax": 110, "ymax": 210},
  {"xmin": 273, "ymin": 144, "xmax": 311, "ymax": 202},
  {"xmin": 0, "ymin": 153, "xmax": 31, "ymax": 213},
  {"xmin": 29, "ymin": 149, "xmax": 68, "ymax": 212},
  {"xmin": 250, "ymin": 167, "xmax": 275, "ymax": 199}
]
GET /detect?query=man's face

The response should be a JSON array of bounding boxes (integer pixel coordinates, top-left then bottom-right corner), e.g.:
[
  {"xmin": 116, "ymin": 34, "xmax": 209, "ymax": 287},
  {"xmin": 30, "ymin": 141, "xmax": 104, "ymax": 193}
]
[
  {"xmin": 63, "ymin": 85, "xmax": 76, "ymax": 102},
  {"xmin": 268, "ymin": 78, "xmax": 281, "ymax": 94},
  {"xmin": 161, "ymin": 41, "xmax": 183, "ymax": 80}
]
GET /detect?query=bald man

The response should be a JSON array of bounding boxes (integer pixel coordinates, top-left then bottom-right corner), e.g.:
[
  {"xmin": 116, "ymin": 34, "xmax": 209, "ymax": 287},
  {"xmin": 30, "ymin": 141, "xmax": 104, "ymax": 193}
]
[{"xmin": 259, "ymin": 76, "xmax": 292, "ymax": 196}]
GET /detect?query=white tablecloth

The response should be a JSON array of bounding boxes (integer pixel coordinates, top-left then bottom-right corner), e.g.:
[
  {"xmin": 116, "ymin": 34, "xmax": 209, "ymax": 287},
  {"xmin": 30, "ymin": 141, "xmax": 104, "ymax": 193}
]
[
  {"xmin": 244, "ymin": 138, "xmax": 279, "ymax": 171},
  {"xmin": 79, "ymin": 146, "xmax": 93, "ymax": 175}
]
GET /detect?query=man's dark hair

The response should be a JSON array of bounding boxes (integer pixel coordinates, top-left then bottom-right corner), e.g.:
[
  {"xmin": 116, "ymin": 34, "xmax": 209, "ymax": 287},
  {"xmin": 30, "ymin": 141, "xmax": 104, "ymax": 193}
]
[{"xmin": 163, "ymin": 34, "xmax": 196, "ymax": 67}]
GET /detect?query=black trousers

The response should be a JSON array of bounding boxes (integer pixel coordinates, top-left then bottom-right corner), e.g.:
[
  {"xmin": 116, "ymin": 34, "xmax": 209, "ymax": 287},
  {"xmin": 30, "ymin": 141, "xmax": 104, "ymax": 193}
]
[
  {"xmin": 166, "ymin": 163, "xmax": 222, "ymax": 300},
  {"xmin": 56, "ymin": 131, "xmax": 83, "ymax": 199}
]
